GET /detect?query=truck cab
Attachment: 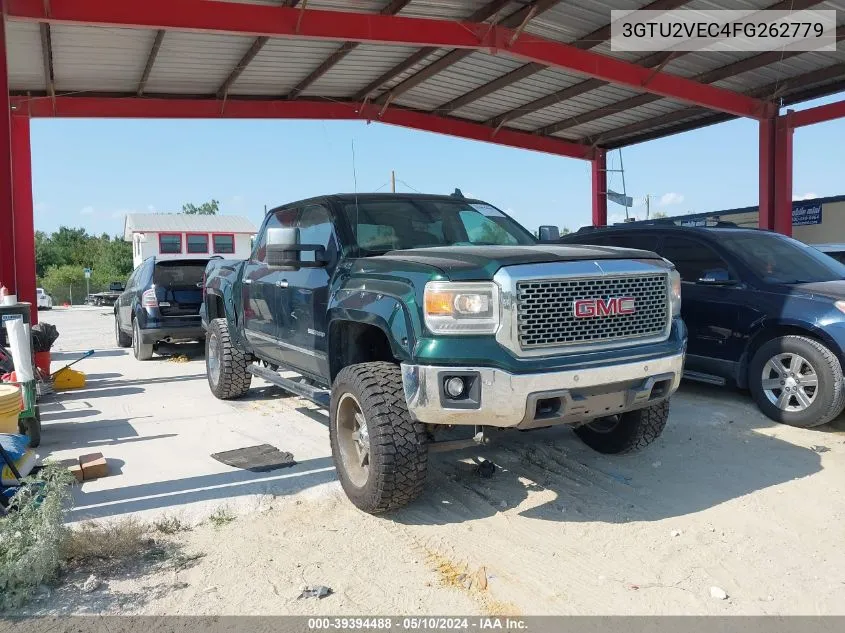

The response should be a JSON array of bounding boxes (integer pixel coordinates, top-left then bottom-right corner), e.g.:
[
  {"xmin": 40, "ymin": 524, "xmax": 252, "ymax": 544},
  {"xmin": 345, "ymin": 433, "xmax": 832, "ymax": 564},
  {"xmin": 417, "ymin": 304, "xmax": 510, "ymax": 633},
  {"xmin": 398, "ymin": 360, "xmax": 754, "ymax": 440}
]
[{"xmin": 202, "ymin": 194, "xmax": 686, "ymax": 513}]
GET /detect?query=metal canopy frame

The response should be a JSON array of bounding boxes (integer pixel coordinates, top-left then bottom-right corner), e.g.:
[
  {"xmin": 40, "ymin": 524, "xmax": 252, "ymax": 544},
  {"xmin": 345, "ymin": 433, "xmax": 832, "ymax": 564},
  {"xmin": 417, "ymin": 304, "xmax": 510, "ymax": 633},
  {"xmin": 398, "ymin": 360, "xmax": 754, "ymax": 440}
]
[{"xmin": 2, "ymin": 0, "xmax": 845, "ymax": 316}]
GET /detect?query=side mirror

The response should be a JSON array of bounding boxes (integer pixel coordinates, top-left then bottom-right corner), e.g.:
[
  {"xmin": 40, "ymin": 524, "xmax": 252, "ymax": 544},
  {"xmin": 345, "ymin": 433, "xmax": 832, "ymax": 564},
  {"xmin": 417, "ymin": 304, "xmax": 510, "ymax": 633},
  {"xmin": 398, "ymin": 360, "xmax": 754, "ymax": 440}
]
[
  {"xmin": 538, "ymin": 225, "xmax": 560, "ymax": 243},
  {"xmin": 265, "ymin": 227, "xmax": 327, "ymax": 269},
  {"xmin": 697, "ymin": 268, "xmax": 737, "ymax": 286}
]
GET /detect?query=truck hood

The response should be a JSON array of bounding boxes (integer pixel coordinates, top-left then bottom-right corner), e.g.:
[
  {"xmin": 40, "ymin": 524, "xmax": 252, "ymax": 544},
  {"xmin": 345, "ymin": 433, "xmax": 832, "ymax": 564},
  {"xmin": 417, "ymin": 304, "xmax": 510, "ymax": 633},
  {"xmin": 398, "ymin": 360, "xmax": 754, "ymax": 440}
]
[{"xmin": 374, "ymin": 244, "xmax": 661, "ymax": 281}]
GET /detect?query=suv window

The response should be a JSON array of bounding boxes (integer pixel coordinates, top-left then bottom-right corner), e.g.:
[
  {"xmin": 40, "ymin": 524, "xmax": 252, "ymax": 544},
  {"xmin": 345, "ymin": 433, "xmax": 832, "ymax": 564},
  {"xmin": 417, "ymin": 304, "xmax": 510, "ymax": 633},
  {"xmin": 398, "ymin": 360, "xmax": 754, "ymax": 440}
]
[
  {"xmin": 297, "ymin": 204, "xmax": 337, "ymax": 263},
  {"xmin": 659, "ymin": 236, "xmax": 733, "ymax": 283}
]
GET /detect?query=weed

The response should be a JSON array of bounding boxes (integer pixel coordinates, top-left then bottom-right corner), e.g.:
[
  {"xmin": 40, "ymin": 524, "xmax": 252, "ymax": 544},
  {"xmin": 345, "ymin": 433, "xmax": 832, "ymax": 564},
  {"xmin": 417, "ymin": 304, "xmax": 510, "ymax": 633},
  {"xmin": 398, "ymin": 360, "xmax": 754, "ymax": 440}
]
[
  {"xmin": 61, "ymin": 518, "xmax": 151, "ymax": 568},
  {"xmin": 153, "ymin": 516, "xmax": 190, "ymax": 535},
  {"xmin": 0, "ymin": 465, "xmax": 73, "ymax": 611},
  {"xmin": 208, "ymin": 507, "xmax": 235, "ymax": 528}
]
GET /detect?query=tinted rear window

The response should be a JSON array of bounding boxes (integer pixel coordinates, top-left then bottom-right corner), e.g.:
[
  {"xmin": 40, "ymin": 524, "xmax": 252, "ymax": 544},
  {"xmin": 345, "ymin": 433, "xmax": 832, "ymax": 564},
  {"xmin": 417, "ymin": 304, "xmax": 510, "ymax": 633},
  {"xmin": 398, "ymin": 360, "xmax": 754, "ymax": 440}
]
[{"xmin": 153, "ymin": 261, "xmax": 207, "ymax": 287}]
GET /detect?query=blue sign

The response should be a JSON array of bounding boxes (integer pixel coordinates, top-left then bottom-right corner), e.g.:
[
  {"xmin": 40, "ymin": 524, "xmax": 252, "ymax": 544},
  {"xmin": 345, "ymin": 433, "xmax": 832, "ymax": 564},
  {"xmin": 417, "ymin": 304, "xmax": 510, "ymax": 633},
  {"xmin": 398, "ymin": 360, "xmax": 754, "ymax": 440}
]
[{"xmin": 793, "ymin": 203, "xmax": 822, "ymax": 226}]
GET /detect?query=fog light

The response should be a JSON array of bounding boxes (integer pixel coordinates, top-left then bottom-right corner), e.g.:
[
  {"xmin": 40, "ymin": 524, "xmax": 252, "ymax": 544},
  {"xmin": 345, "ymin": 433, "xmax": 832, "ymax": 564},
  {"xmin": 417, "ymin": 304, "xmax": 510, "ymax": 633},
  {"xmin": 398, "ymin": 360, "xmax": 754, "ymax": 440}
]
[{"xmin": 444, "ymin": 376, "xmax": 465, "ymax": 398}]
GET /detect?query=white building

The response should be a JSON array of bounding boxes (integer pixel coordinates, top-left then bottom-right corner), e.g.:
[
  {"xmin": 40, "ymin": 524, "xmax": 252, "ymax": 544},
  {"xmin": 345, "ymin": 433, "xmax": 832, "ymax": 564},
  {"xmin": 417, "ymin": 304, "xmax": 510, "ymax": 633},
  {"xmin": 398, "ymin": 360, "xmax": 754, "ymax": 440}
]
[{"xmin": 123, "ymin": 214, "xmax": 258, "ymax": 268}]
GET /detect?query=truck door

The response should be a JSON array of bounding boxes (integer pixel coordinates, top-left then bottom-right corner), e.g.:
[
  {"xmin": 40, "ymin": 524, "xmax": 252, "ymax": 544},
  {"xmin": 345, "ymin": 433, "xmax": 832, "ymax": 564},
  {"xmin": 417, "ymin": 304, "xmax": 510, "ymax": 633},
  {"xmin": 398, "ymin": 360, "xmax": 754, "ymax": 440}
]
[
  {"xmin": 242, "ymin": 207, "xmax": 299, "ymax": 365},
  {"xmin": 657, "ymin": 234, "xmax": 743, "ymax": 377},
  {"xmin": 276, "ymin": 202, "xmax": 338, "ymax": 379}
]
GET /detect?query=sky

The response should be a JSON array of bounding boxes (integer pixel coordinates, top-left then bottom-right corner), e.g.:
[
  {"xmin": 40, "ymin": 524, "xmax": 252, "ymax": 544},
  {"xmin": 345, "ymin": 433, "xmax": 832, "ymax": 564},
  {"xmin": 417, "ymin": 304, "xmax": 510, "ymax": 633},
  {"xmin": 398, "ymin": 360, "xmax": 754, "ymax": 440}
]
[{"xmin": 29, "ymin": 92, "xmax": 845, "ymax": 238}]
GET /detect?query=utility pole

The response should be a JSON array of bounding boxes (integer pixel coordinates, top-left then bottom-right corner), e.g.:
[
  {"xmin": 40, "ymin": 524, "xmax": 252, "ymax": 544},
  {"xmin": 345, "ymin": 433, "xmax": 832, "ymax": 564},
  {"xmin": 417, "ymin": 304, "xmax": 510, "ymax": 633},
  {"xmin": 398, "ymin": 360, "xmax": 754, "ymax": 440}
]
[
  {"xmin": 391, "ymin": 170, "xmax": 396, "ymax": 193},
  {"xmin": 645, "ymin": 194, "xmax": 651, "ymax": 220},
  {"xmin": 618, "ymin": 149, "xmax": 629, "ymax": 221}
]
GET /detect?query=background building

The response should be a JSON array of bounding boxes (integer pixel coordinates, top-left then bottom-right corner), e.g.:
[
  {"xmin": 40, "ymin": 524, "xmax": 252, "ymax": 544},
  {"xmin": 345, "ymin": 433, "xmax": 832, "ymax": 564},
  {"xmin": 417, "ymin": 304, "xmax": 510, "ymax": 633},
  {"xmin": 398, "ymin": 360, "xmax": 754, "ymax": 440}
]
[
  {"xmin": 662, "ymin": 194, "xmax": 845, "ymax": 245},
  {"xmin": 123, "ymin": 214, "xmax": 257, "ymax": 268}
]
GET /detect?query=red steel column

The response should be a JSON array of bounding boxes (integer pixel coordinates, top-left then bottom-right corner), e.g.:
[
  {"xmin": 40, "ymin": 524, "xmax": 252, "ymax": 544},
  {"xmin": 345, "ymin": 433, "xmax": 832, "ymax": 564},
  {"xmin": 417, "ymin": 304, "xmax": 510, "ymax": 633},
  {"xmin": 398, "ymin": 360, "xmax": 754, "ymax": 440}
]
[
  {"xmin": 11, "ymin": 114, "xmax": 37, "ymax": 324},
  {"xmin": 0, "ymin": 5, "xmax": 16, "ymax": 293},
  {"xmin": 758, "ymin": 117, "xmax": 775, "ymax": 231},
  {"xmin": 773, "ymin": 113, "xmax": 794, "ymax": 237},
  {"xmin": 591, "ymin": 148, "xmax": 607, "ymax": 227}
]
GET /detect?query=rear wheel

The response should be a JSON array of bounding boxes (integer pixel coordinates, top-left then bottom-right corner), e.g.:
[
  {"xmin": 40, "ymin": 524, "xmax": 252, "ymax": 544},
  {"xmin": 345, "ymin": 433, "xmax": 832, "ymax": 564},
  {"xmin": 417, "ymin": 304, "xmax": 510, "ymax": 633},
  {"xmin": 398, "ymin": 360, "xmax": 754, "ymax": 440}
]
[
  {"xmin": 206, "ymin": 318, "xmax": 252, "ymax": 399},
  {"xmin": 574, "ymin": 400, "xmax": 670, "ymax": 454},
  {"xmin": 132, "ymin": 319, "xmax": 154, "ymax": 361},
  {"xmin": 115, "ymin": 315, "xmax": 131, "ymax": 348},
  {"xmin": 749, "ymin": 335, "xmax": 844, "ymax": 428},
  {"xmin": 330, "ymin": 362, "xmax": 428, "ymax": 514}
]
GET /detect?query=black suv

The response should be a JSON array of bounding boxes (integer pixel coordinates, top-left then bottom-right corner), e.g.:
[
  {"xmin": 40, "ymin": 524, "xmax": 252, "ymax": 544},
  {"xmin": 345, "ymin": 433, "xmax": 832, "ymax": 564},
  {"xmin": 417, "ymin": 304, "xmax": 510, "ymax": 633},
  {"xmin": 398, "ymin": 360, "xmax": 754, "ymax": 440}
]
[
  {"xmin": 114, "ymin": 256, "xmax": 208, "ymax": 360},
  {"xmin": 562, "ymin": 224, "xmax": 845, "ymax": 428}
]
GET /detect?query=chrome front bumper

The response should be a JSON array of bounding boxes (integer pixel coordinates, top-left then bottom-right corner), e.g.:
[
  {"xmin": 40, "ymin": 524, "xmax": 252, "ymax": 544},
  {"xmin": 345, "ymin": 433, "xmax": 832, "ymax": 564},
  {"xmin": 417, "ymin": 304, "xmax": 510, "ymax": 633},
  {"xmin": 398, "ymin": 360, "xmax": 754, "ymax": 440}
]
[{"xmin": 401, "ymin": 352, "xmax": 685, "ymax": 429}]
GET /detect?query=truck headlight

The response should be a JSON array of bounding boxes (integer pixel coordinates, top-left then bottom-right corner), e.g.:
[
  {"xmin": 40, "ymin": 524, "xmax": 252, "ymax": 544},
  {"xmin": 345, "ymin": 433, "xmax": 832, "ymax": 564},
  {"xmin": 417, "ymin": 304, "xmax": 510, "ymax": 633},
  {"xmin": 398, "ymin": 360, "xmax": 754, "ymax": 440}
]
[
  {"xmin": 668, "ymin": 269, "xmax": 682, "ymax": 317},
  {"xmin": 424, "ymin": 281, "xmax": 499, "ymax": 335}
]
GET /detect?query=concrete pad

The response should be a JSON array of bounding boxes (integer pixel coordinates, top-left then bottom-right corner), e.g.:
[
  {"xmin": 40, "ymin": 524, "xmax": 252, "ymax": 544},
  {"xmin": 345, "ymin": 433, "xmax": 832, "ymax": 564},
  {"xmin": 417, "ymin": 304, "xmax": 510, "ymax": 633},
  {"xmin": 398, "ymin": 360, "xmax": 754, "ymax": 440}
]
[{"xmin": 37, "ymin": 307, "xmax": 338, "ymax": 524}]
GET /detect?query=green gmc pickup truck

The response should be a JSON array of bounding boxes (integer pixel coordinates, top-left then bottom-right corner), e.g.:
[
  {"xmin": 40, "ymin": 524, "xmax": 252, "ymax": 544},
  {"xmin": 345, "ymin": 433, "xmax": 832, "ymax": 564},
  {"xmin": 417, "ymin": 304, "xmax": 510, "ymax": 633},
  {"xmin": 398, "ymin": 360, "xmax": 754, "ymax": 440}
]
[{"xmin": 201, "ymin": 193, "xmax": 686, "ymax": 513}]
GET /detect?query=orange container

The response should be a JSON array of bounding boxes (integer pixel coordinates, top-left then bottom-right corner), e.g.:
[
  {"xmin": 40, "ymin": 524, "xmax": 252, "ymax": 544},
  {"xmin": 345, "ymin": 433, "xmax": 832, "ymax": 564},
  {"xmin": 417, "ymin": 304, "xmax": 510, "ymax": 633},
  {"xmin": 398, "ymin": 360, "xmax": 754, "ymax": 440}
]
[{"xmin": 35, "ymin": 351, "xmax": 50, "ymax": 377}]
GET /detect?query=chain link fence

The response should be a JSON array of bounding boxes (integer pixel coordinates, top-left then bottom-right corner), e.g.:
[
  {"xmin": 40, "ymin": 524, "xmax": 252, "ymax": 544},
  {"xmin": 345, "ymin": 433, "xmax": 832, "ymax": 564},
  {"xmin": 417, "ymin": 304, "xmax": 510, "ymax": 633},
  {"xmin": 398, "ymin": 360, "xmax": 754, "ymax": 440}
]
[{"xmin": 40, "ymin": 281, "xmax": 123, "ymax": 306}]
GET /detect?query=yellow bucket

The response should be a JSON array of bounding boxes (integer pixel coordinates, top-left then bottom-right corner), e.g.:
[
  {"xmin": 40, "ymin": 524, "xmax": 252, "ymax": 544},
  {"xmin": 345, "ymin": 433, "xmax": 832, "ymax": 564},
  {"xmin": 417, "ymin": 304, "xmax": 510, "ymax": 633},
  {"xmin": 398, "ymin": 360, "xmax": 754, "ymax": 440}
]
[
  {"xmin": 53, "ymin": 368, "xmax": 86, "ymax": 391},
  {"xmin": 0, "ymin": 385, "xmax": 21, "ymax": 432}
]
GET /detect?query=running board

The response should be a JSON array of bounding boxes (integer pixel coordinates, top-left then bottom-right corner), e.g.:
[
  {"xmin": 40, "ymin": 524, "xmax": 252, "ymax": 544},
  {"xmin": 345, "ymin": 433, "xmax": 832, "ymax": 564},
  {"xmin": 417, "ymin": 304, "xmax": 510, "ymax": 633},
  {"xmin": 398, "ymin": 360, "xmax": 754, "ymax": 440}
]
[
  {"xmin": 248, "ymin": 364, "xmax": 330, "ymax": 408},
  {"xmin": 683, "ymin": 370, "xmax": 727, "ymax": 386}
]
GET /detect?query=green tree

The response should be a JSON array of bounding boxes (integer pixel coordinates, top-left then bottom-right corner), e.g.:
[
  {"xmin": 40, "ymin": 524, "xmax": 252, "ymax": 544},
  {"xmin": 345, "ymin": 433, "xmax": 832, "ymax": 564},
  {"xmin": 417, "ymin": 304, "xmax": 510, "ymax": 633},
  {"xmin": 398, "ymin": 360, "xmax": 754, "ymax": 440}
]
[
  {"xmin": 651, "ymin": 211, "xmax": 668, "ymax": 219},
  {"xmin": 182, "ymin": 199, "xmax": 219, "ymax": 215}
]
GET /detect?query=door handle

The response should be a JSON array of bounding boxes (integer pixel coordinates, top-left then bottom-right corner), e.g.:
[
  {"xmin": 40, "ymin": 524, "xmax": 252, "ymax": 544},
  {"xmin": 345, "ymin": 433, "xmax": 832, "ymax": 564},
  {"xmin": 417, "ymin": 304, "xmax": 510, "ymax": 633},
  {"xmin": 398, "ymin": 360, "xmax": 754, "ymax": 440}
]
[{"xmin": 276, "ymin": 280, "xmax": 289, "ymax": 288}]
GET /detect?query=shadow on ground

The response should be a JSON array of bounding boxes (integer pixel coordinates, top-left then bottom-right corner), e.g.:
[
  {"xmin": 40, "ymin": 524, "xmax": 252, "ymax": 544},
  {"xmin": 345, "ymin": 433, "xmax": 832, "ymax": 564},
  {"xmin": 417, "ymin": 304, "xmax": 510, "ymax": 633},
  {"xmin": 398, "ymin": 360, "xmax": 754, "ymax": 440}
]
[{"xmin": 390, "ymin": 382, "xmax": 824, "ymax": 526}]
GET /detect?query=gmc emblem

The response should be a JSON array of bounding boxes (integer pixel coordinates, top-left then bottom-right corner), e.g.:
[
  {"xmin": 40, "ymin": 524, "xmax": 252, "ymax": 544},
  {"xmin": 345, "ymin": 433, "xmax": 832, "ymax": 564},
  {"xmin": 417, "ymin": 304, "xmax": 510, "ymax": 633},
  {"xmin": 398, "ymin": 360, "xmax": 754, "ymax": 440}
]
[{"xmin": 573, "ymin": 297, "xmax": 636, "ymax": 318}]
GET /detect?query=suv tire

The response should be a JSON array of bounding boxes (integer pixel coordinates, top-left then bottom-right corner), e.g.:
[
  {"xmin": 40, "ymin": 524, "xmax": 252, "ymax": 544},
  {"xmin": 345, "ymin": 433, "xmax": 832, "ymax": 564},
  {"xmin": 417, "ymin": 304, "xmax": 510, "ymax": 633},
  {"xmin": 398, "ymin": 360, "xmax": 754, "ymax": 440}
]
[
  {"xmin": 330, "ymin": 362, "xmax": 428, "ymax": 514},
  {"xmin": 206, "ymin": 317, "xmax": 252, "ymax": 399},
  {"xmin": 132, "ymin": 319, "xmax": 154, "ymax": 361},
  {"xmin": 115, "ymin": 315, "xmax": 131, "ymax": 348},
  {"xmin": 749, "ymin": 335, "xmax": 844, "ymax": 428},
  {"xmin": 574, "ymin": 400, "xmax": 669, "ymax": 454}
]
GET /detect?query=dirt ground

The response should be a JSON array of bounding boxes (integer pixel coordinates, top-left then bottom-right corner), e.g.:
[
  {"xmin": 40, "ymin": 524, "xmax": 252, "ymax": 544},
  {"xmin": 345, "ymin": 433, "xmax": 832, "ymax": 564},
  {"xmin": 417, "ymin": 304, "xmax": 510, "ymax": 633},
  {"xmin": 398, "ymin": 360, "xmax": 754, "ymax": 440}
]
[{"xmin": 20, "ymin": 307, "xmax": 845, "ymax": 615}]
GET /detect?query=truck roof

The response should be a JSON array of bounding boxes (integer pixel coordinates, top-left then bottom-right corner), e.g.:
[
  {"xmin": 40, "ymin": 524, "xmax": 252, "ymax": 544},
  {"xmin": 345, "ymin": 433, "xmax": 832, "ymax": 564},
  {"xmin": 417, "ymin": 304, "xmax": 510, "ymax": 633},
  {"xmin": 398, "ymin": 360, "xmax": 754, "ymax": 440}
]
[{"xmin": 270, "ymin": 192, "xmax": 490, "ymax": 210}]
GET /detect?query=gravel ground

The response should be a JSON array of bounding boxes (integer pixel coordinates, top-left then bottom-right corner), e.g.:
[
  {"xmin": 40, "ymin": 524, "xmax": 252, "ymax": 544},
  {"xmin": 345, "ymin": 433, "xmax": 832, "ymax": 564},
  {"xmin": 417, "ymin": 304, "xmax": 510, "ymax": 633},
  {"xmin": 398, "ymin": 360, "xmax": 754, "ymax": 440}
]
[{"xmin": 18, "ymin": 306, "xmax": 845, "ymax": 615}]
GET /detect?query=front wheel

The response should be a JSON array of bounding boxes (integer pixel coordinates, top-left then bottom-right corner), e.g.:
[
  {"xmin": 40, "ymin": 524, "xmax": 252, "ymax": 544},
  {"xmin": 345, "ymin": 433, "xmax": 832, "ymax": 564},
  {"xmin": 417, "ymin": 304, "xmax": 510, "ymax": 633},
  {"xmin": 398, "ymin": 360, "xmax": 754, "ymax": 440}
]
[
  {"xmin": 330, "ymin": 362, "xmax": 428, "ymax": 514},
  {"xmin": 574, "ymin": 400, "xmax": 670, "ymax": 454},
  {"xmin": 749, "ymin": 335, "xmax": 845, "ymax": 428},
  {"xmin": 206, "ymin": 318, "xmax": 252, "ymax": 399}
]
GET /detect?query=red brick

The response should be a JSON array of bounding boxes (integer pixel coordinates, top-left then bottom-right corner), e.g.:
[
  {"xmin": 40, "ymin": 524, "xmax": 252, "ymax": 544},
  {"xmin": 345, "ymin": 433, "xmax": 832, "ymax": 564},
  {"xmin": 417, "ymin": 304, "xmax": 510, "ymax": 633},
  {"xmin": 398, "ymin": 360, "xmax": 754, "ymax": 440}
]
[{"xmin": 79, "ymin": 453, "xmax": 109, "ymax": 481}]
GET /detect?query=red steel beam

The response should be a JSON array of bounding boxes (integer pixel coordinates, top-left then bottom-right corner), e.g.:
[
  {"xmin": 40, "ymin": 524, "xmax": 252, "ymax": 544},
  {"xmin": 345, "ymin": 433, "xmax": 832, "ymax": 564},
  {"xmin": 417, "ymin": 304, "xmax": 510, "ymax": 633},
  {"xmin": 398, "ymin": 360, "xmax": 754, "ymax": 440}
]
[
  {"xmin": 0, "ymin": 6, "xmax": 16, "ymax": 294},
  {"xmin": 758, "ymin": 117, "xmax": 775, "ymax": 231},
  {"xmin": 773, "ymin": 113, "xmax": 794, "ymax": 237},
  {"xmin": 789, "ymin": 99, "xmax": 845, "ymax": 128},
  {"xmin": 10, "ymin": 114, "xmax": 37, "ymax": 323},
  {"xmin": 11, "ymin": 96, "xmax": 595, "ymax": 160},
  {"xmin": 592, "ymin": 149, "xmax": 607, "ymax": 227},
  {"xmin": 4, "ymin": 0, "xmax": 769, "ymax": 119}
]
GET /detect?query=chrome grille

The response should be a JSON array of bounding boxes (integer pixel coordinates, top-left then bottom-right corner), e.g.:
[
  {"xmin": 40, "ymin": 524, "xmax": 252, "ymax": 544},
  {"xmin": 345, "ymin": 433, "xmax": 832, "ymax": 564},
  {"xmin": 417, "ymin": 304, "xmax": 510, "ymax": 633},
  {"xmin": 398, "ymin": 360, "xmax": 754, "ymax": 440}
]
[{"xmin": 516, "ymin": 274, "xmax": 669, "ymax": 349}]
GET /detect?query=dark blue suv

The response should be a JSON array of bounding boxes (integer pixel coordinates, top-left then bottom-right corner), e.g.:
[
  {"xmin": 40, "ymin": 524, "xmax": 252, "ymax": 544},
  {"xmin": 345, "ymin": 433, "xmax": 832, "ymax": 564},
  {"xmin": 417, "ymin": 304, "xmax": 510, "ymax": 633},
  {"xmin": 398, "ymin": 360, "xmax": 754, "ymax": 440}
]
[
  {"xmin": 562, "ymin": 224, "xmax": 845, "ymax": 428},
  {"xmin": 114, "ymin": 257, "xmax": 208, "ymax": 360}
]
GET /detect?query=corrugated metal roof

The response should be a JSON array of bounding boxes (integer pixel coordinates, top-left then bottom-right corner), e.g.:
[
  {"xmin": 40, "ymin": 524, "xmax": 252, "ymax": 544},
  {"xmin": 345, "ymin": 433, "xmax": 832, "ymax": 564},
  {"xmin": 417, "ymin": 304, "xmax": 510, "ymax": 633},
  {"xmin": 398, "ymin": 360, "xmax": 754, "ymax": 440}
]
[
  {"xmin": 5, "ymin": 22, "xmax": 42, "ymax": 92},
  {"xmin": 123, "ymin": 214, "xmax": 258, "ymax": 240},
  {"xmin": 5, "ymin": 0, "xmax": 845, "ymax": 151}
]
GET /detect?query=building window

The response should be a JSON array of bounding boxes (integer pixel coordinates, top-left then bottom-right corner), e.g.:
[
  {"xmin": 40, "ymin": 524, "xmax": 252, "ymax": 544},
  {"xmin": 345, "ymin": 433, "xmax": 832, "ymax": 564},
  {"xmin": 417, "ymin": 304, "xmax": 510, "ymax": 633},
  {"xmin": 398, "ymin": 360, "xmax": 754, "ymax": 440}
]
[
  {"xmin": 159, "ymin": 233, "xmax": 182, "ymax": 254},
  {"xmin": 186, "ymin": 233, "xmax": 209, "ymax": 254},
  {"xmin": 213, "ymin": 234, "xmax": 235, "ymax": 254}
]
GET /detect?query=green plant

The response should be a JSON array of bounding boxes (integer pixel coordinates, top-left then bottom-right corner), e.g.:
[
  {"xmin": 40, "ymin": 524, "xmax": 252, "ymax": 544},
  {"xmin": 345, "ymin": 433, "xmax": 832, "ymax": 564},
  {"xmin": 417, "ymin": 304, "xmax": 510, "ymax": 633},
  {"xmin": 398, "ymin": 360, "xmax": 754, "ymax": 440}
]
[
  {"xmin": 153, "ymin": 515, "xmax": 190, "ymax": 535},
  {"xmin": 208, "ymin": 506, "xmax": 235, "ymax": 528},
  {"xmin": 0, "ymin": 465, "xmax": 73, "ymax": 611}
]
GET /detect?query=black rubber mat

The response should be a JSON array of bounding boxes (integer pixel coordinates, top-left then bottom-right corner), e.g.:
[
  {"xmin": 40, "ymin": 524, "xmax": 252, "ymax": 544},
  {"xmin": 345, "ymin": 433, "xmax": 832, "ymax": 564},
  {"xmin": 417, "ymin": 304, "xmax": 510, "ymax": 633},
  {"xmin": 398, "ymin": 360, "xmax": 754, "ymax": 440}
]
[{"xmin": 211, "ymin": 444, "xmax": 296, "ymax": 472}]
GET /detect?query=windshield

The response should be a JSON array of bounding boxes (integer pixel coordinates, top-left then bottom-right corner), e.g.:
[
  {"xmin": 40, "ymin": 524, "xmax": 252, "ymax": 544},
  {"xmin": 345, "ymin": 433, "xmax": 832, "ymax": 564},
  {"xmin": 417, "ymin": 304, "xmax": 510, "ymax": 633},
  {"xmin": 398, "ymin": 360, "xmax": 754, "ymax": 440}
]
[
  {"xmin": 341, "ymin": 199, "xmax": 535, "ymax": 253},
  {"xmin": 719, "ymin": 232, "xmax": 845, "ymax": 284}
]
